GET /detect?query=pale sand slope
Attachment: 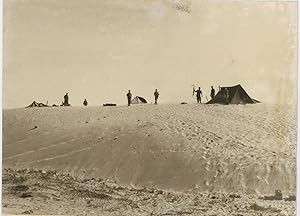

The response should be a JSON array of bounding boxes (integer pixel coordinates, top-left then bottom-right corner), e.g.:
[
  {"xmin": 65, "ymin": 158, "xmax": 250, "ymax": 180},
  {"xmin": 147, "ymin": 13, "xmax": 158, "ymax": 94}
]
[{"xmin": 3, "ymin": 104, "xmax": 296, "ymax": 195}]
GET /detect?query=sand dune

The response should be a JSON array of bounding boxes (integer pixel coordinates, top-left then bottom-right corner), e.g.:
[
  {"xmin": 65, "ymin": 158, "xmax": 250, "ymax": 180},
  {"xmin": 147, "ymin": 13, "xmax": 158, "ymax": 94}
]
[
  {"xmin": 3, "ymin": 103, "xmax": 296, "ymax": 215},
  {"xmin": 3, "ymin": 104, "xmax": 296, "ymax": 194}
]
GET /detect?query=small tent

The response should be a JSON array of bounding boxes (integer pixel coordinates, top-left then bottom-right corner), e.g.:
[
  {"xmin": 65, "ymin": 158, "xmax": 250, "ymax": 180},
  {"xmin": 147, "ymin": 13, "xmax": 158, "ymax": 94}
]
[
  {"xmin": 207, "ymin": 84, "xmax": 260, "ymax": 105},
  {"xmin": 131, "ymin": 96, "xmax": 147, "ymax": 104},
  {"xmin": 26, "ymin": 101, "xmax": 49, "ymax": 108}
]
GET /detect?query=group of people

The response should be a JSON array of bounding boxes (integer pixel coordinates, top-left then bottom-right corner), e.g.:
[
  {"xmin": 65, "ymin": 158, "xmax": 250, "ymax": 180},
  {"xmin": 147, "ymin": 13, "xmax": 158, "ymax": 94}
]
[
  {"xmin": 62, "ymin": 86, "xmax": 229, "ymax": 107},
  {"xmin": 193, "ymin": 86, "xmax": 215, "ymax": 103},
  {"xmin": 62, "ymin": 89, "xmax": 160, "ymax": 107},
  {"xmin": 62, "ymin": 93, "xmax": 88, "ymax": 106},
  {"xmin": 127, "ymin": 89, "xmax": 159, "ymax": 106},
  {"xmin": 193, "ymin": 86, "xmax": 229, "ymax": 103}
]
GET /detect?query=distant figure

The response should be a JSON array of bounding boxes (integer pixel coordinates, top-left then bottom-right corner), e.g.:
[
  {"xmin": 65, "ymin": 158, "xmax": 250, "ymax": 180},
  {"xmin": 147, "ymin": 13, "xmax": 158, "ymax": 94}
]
[
  {"xmin": 127, "ymin": 90, "xmax": 132, "ymax": 106},
  {"xmin": 210, "ymin": 86, "xmax": 215, "ymax": 100},
  {"xmin": 63, "ymin": 93, "xmax": 69, "ymax": 106},
  {"xmin": 83, "ymin": 99, "xmax": 88, "ymax": 106},
  {"xmin": 193, "ymin": 87, "xmax": 203, "ymax": 103},
  {"xmin": 154, "ymin": 89, "xmax": 159, "ymax": 104}
]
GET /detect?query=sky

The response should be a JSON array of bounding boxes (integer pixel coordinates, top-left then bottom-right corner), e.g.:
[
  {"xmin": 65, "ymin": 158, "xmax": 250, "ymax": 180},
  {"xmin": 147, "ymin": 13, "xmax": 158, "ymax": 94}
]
[{"xmin": 3, "ymin": 0, "xmax": 297, "ymax": 108}]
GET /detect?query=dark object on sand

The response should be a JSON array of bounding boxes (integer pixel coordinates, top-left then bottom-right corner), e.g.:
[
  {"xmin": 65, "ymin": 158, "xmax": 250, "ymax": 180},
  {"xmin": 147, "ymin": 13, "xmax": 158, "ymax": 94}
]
[
  {"xmin": 260, "ymin": 189, "xmax": 283, "ymax": 201},
  {"xmin": 207, "ymin": 84, "xmax": 260, "ymax": 105},
  {"xmin": 26, "ymin": 101, "xmax": 49, "ymax": 108},
  {"xmin": 284, "ymin": 195, "xmax": 296, "ymax": 201},
  {"xmin": 249, "ymin": 203, "xmax": 280, "ymax": 212},
  {"xmin": 131, "ymin": 96, "xmax": 147, "ymax": 104},
  {"xmin": 229, "ymin": 194, "xmax": 241, "ymax": 199},
  {"xmin": 181, "ymin": 102, "xmax": 187, "ymax": 105},
  {"xmin": 20, "ymin": 192, "xmax": 33, "ymax": 198},
  {"xmin": 21, "ymin": 209, "xmax": 34, "ymax": 214},
  {"xmin": 103, "ymin": 103, "xmax": 117, "ymax": 107},
  {"xmin": 29, "ymin": 126, "xmax": 38, "ymax": 131},
  {"xmin": 52, "ymin": 104, "xmax": 59, "ymax": 107}
]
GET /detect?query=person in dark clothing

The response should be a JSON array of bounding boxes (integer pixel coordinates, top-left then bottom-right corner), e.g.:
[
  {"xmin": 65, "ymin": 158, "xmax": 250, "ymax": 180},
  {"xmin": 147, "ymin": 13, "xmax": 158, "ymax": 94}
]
[
  {"xmin": 154, "ymin": 89, "xmax": 159, "ymax": 104},
  {"xmin": 193, "ymin": 87, "xmax": 203, "ymax": 103},
  {"xmin": 127, "ymin": 90, "xmax": 132, "ymax": 106},
  {"xmin": 83, "ymin": 99, "xmax": 88, "ymax": 106},
  {"xmin": 63, "ymin": 93, "xmax": 69, "ymax": 106},
  {"xmin": 210, "ymin": 86, "xmax": 215, "ymax": 100}
]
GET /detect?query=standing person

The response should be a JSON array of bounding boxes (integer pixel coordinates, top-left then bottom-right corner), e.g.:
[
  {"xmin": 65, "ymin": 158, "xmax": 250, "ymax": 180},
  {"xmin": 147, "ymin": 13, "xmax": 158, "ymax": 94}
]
[
  {"xmin": 193, "ymin": 87, "xmax": 203, "ymax": 103},
  {"xmin": 127, "ymin": 90, "xmax": 132, "ymax": 106},
  {"xmin": 210, "ymin": 86, "xmax": 215, "ymax": 100},
  {"xmin": 63, "ymin": 93, "xmax": 69, "ymax": 106},
  {"xmin": 154, "ymin": 89, "xmax": 159, "ymax": 105},
  {"xmin": 83, "ymin": 99, "xmax": 88, "ymax": 106}
]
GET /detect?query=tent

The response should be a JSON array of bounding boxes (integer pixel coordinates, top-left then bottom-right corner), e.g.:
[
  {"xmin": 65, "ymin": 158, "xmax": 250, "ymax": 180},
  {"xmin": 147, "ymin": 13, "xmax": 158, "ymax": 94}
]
[
  {"xmin": 131, "ymin": 96, "xmax": 147, "ymax": 104},
  {"xmin": 207, "ymin": 84, "xmax": 260, "ymax": 105},
  {"xmin": 26, "ymin": 101, "xmax": 49, "ymax": 108}
]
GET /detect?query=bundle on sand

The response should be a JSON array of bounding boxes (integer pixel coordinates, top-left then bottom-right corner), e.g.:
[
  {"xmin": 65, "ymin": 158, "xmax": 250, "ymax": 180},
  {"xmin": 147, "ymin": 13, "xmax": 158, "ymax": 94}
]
[
  {"xmin": 26, "ymin": 101, "xmax": 49, "ymax": 108},
  {"xmin": 103, "ymin": 103, "xmax": 117, "ymax": 107}
]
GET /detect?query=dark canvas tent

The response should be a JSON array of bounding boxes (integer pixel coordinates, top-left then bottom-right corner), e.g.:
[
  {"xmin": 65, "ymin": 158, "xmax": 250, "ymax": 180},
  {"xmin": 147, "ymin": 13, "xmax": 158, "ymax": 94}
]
[
  {"xmin": 207, "ymin": 84, "xmax": 260, "ymax": 105},
  {"xmin": 131, "ymin": 96, "xmax": 147, "ymax": 104}
]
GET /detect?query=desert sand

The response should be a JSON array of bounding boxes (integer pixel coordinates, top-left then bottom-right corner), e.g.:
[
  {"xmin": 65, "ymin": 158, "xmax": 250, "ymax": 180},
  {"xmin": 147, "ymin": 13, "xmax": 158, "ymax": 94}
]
[{"xmin": 2, "ymin": 103, "xmax": 296, "ymax": 215}]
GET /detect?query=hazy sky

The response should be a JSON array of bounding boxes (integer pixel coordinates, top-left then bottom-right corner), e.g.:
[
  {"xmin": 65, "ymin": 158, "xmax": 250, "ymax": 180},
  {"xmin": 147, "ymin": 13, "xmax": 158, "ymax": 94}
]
[{"xmin": 4, "ymin": 0, "xmax": 297, "ymax": 108}]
